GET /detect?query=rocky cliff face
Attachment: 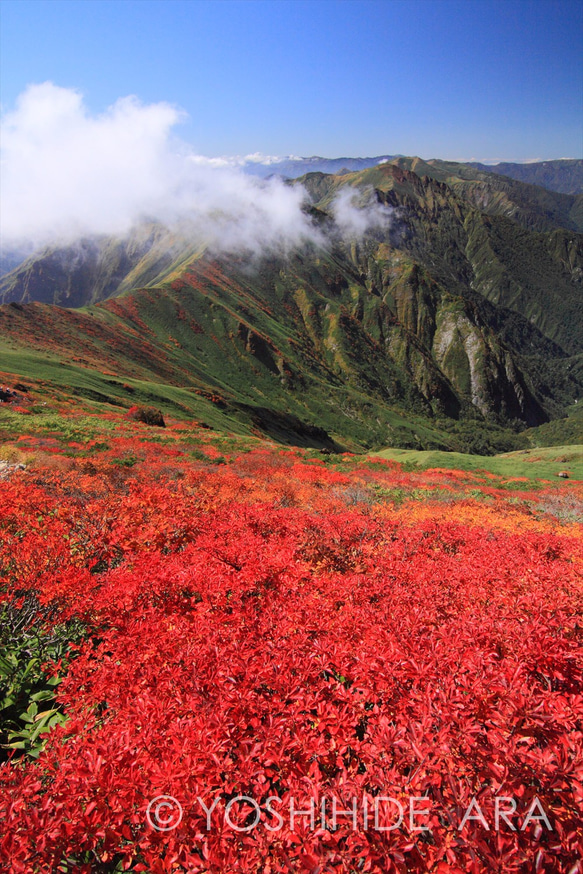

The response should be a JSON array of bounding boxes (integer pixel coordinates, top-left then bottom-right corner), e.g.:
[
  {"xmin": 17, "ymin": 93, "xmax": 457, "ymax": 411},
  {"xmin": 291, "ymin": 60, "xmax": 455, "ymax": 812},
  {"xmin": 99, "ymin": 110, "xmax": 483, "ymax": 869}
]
[{"xmin": 313, "ymin": 247, "xmax": 548, "ymax": 427}]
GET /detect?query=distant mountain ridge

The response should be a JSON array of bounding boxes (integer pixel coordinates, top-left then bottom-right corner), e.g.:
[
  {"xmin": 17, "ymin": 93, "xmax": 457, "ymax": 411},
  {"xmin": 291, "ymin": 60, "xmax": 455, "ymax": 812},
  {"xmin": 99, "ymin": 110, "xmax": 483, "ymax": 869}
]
[
  {"xmin": 241, "ymin": 155, "xmax": 398, "ymax": 179},
  {"xmin": 243, "ymin": 155, "xmax": 583, "ymax": 195},
  {"xmin": 468, "ymin": 159, "xmax": 583, "ymax": 195},
  {"xmin": 1, "ymin": 156, "xmax": 579, "ymax": 280},
  {"xmin": 1, "ymin": 156, "xmax": 582, "ymax": 451}
]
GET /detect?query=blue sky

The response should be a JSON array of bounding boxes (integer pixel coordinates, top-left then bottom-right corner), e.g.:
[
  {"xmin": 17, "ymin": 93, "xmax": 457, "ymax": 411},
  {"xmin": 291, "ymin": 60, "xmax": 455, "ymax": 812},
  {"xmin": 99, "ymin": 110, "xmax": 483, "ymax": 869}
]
[{"xmin": 1, "ymin": 0, "xmax": 581, "ymax": 161}]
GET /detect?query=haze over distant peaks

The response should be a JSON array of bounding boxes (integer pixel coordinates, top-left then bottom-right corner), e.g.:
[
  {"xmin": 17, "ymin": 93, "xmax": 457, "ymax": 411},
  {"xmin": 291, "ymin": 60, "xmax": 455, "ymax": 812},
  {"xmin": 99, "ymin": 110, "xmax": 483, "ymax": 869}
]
[
  {"xmin": 243, "ymin": 155, "xmax": 583, "ymax": 194},
  {"xmin": 241, "ymin": 155, "xmax": 398, "ymax": 179},
  {"xmin": 468, "ymin": 159, "xmax": 583, "ymax": 195}
]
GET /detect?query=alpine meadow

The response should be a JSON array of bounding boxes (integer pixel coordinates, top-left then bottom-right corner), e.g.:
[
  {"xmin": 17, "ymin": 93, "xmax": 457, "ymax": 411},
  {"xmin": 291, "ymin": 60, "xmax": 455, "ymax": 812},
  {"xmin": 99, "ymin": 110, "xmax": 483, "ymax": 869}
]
[{"xmin": 1, "ymin": 1, "xmax": 582, "ymax": 872}]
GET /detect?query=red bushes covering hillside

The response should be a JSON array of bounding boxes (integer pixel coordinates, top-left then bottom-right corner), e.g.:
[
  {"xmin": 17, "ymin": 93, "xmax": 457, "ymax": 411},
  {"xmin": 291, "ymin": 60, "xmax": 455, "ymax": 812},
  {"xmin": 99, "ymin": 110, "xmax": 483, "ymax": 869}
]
[{"xmin": 0, "ymin": 422, "xmax": 582, "ymax": 872}]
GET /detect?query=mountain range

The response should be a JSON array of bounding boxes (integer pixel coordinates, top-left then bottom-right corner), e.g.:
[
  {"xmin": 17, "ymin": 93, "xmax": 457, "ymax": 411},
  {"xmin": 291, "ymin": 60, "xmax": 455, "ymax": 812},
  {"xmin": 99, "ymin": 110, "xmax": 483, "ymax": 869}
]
[
  {"xmin": 1, "ymin": 156, "xmax": 582, "ymax": 452},
  {"xmin": 243, "ymin": 155, "xmax": 583, "ymax": 194}
]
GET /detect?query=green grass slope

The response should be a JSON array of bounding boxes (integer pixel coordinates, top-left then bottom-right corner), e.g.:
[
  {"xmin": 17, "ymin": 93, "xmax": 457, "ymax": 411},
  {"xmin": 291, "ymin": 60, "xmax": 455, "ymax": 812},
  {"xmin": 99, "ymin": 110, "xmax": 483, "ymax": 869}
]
[{"xmin": 372, "ymin": 444, "xmax": 583, "ymax": 483}]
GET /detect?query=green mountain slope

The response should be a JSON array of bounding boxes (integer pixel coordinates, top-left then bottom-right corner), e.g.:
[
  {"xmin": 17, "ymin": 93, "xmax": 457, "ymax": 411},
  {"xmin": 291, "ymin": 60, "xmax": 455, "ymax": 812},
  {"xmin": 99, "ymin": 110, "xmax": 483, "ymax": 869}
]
[
  {"xmin": 0, "ymin": 225, "xmax": 204, "ymax": 307},
  {"xmin": 1, "ymin": 157, "xmax": 582, "ymax": 451},
  {"xmin": 300, "ymin": 161, "xmax": 583, "ymax": 357},
  {"xmin": 0, "ymin": 240, "xmax": 576, "ymax": 451}
]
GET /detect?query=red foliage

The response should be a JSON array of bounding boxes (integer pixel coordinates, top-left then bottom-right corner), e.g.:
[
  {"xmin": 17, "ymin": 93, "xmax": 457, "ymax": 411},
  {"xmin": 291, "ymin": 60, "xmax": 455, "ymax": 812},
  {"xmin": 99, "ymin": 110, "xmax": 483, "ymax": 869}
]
[{"xmin": 0, "ymin": 432, "xmax": 582, "ymax": 872}]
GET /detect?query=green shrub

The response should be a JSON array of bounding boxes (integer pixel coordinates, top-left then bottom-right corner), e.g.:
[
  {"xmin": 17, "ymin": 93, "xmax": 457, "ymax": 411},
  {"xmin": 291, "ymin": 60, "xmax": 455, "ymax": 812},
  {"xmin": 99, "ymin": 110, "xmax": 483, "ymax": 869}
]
[
  {"xmin": 0, "ymin": 594, "xmax": 85, "ymax": 759},
  {"xmin": 129, "ymin": 405, "xmax": 166, "ymax": 427}
]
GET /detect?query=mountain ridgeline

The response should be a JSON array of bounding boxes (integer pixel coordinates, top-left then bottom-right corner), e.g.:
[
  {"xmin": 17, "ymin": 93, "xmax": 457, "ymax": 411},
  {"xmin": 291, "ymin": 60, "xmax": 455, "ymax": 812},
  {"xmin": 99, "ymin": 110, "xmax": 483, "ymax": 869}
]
[{"xmin": 1, "ymin": 157, "xmax": 582, "ymax": 452}]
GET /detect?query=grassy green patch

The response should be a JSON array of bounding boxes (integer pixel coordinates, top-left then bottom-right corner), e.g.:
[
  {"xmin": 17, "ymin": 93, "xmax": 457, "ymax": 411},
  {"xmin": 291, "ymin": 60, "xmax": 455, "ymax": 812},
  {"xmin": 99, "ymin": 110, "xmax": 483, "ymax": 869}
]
[{"xmin": 371, "ymin": 445, "xmax": 583, "ymax": 483}]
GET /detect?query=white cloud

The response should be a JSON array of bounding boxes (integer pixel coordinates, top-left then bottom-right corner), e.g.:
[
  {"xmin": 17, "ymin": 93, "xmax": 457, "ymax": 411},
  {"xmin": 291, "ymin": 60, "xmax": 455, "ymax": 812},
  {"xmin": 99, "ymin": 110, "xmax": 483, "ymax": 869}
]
[
  {"xmin": 0, "ymin": 83, "xmax": 319, "ymax": 254},
  {"xmin": 329, "ymin": 186, "xmax": 393, "ymax": 240},
  {"xmin": 1, "ymin": 83, "xmax": 181, "ymax": 243},
  {"xmin": 184, "ymin": 152, "xmax": 298, "ymax": 169},
  {"xmin": 1, "ymin": 83, "xmax": 396, "ymax": 258}
]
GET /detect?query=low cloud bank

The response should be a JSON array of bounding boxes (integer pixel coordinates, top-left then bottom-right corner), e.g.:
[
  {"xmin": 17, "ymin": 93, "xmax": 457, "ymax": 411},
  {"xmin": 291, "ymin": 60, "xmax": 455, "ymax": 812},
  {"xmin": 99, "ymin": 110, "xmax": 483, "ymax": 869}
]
[{"xmin": 1, "ymin": 83, "xmax": 392, "ymax": 256}]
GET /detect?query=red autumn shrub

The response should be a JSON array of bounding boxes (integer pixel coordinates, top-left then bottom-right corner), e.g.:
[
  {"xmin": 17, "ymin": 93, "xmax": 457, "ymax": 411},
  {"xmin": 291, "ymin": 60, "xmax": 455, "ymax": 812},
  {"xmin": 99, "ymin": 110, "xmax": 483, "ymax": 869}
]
[{"xmin": 0, "ymin": 427, "xmax": 582, "ymax": 872}]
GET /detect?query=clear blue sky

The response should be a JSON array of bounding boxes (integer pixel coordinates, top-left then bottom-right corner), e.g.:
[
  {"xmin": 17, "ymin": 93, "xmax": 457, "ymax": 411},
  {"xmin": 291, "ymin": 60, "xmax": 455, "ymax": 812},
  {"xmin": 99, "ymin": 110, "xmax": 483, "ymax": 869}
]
[{"xmin": 1, "ymin": 0, "xmax": 581, "ymax": 161}]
